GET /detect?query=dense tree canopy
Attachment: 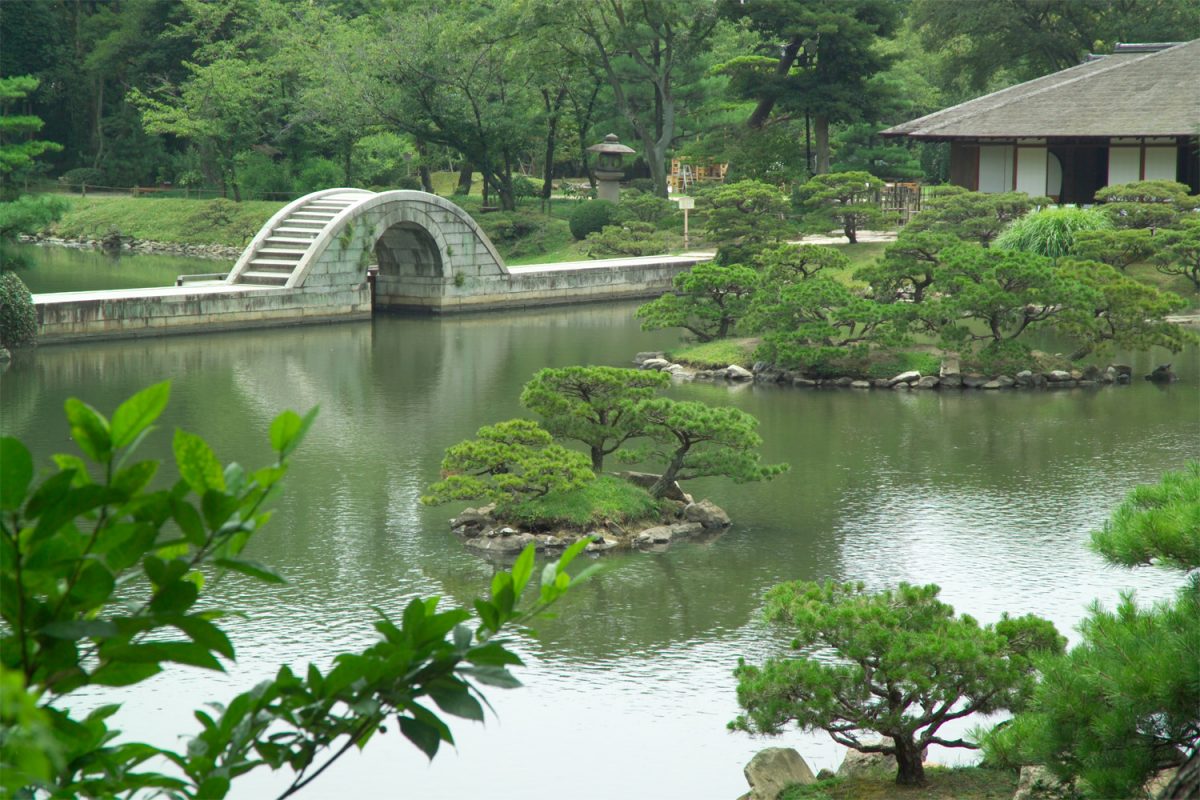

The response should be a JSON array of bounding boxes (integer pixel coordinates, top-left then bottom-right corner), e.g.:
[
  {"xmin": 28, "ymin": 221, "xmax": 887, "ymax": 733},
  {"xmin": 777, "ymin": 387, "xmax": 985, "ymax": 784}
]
[
  {"xmin": 3, "ymin": 0, "xmax": 1198, "ymax": 196},
  {"xmin": 626, "ymin": 398, "xmax": 787, "ymax": 498},
  {"xmin": 520, "ymin": 366, "xmax": 669, "ymax": 471},
  {"xmin": 421, "ymin": 420, "xmax": 594, "ymax": 510}
]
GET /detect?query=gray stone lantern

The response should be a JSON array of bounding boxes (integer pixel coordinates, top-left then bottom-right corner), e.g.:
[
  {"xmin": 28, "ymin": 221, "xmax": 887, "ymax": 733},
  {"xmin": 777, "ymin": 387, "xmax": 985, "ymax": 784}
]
[{"xmin": 587, "ymin": 133, "xmax": 636, "ymax": 203}]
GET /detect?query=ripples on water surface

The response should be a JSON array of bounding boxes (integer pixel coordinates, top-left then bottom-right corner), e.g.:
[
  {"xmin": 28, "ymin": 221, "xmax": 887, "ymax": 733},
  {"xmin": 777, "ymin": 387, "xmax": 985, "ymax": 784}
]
[{"xmin": 1, "ymin": 300, "xmax": 1196, "ymax": 799}]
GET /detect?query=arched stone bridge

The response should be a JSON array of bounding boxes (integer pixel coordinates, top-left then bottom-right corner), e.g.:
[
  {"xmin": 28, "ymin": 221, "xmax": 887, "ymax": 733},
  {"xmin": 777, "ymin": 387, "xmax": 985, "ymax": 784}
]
[
  {"xmin": 226, "ymin": 188, "xmax": 509, "ymax": 309},
  {"xmin": 34, "ymin": 189, "xmax": 712, "ymax": 341}
]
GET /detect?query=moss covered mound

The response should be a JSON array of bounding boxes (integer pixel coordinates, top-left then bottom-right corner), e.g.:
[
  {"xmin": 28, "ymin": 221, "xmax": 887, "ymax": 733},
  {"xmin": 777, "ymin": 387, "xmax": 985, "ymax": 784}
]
[{"xmin": 504, "ymin": 474, "xmax": 663, "ymax": 531}]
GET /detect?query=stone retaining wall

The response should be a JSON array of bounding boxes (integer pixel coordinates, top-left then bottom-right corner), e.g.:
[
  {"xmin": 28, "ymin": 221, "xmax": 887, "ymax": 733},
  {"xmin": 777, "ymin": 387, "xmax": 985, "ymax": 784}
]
[
  {"xmin": 34, "ymin": 283, "xmax": 371, "ymax": 344},
  {"xmin": 374, "ymin": 256, "xmax": 706, "ymax": 313},
  {"xmin": 20, "ymin": 235, "xmax": 242, "ymax": 261}
]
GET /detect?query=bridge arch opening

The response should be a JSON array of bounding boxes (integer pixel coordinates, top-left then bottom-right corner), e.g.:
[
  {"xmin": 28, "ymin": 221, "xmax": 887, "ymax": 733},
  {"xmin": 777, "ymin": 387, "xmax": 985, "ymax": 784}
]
[{"xmin": 374, "ymin": 221, "xmax": 444, "ymax": 278}]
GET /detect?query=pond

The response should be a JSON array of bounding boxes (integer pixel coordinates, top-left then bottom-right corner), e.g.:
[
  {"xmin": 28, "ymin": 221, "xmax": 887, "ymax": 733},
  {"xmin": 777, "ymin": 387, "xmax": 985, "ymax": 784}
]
[
  {"xmin": 2, "ymin": 248, "xmax": 1196, "ymax": 799},
  {"xmin": 2, "ymin": 241, "xmax": 213, "ymax": 293}
]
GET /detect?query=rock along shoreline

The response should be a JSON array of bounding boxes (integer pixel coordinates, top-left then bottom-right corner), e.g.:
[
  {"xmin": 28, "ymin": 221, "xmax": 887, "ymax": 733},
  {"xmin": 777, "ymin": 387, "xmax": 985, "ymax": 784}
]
[
  {"xmin": 19, "ymin": 234, "xmax": 242, "ymax": 261},
  {"xmin": 633, "ymin": 352, "xmax": 1180, "ymax": 390},
  {"xmin": 448, "ymin": 474, "xmax": 732, "ymax": 558}
]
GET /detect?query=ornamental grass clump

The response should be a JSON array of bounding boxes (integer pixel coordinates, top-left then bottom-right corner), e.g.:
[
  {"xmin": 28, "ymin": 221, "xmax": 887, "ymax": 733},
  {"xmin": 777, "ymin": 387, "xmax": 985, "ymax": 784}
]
[{"xmin": 994, "ymin": 206, "xmax": 1112, "ymax": 259}]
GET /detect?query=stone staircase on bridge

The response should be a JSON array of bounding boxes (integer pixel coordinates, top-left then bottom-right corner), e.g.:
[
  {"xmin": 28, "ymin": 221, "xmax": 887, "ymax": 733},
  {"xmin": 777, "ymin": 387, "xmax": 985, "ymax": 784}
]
[{"xmin": 230, "ymin": 190, "xmax": 372, "ymax": 287}]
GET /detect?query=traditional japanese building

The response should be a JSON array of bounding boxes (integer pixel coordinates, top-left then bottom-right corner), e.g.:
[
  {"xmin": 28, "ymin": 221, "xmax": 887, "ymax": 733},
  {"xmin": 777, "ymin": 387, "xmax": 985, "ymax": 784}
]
[{"xmin": 881, "ymin": 39, "xmax": 1200, "ymax": 203}]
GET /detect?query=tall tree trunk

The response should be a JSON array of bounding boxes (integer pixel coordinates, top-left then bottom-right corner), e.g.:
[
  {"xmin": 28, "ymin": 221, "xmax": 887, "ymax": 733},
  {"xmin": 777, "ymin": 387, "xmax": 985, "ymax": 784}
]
[
  {"xmin": 419, "ymin": 165, "xmax": 434, "ymax": 194},
  {"xmin": 343, "ymin": 138, "xmax": 353, "ymax": 185},
  {"xmin": 541, "ymin": 87, "xmax": 567, "ymax": 203},
  {"xmin": 1162, "ymin": 747, "xmax": 1200, "ymax": 799},
  {"xmin": 570, "ymin": 82, "xmax": 602, "ymax": 190},
  {"xmin": 456, "ymin": 163, "xmax": 473, "ymax": 195},
  {"xmin": 814, "ymin": 115, "xmax": 830, "ymax": 174},
  {"xmin": 747, "ymin": 37, "xmax": 802, "ymax": 129},
  {"xmin": 652, "ymin": 41, "xmax": 663, "ymax": 143},
  {"xmin": 590, "ymin": 447, "xmax": 604, "ymax": 473},
  {"xmin": 580, "ymin": 140, "xmax": 596, "ymax": 190},
  {"xmin": 649, "ymin": 451, "xmax": 686, "ymax": 498},
  {"xmin": 893, "ymin": 742, "xmax": 925, "ymax": 786},
  {"xmin": 498, "ymin": 157, "xmax": 516, "ymax": 211},
  {"xmin": 91, "ymin": 78, "xmax": 105, "ymax": 170}
]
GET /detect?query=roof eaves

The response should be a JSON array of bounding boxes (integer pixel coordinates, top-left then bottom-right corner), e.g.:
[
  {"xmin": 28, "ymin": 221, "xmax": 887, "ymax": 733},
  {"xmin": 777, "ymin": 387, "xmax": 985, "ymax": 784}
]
[
  {"xmin": 889, "ymin": 50, "xmax": 1162, "ymax": 138},
  {"xmin": 882, "ymin": 40, "xmax": 1196, "ymax": 138}
]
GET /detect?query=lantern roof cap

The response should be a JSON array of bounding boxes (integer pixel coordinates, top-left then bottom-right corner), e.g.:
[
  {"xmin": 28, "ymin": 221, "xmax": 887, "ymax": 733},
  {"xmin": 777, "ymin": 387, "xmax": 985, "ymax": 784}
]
[{"xmin": 587, "ymin": 133, "xmax": 635, "ymax": 155}]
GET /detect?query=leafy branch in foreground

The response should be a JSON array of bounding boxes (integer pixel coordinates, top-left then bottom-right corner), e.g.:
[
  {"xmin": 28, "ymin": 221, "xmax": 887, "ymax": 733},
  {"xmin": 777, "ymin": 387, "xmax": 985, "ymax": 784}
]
[{"xmin": 0, "ymin": 383, "xmax": 589, "ymax": 799}]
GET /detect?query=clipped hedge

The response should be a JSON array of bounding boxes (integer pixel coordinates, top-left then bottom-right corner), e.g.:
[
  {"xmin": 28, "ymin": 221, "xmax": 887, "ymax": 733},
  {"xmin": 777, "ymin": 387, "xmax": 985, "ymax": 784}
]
[
  {"xmin": 569, "ymin": 200, "xmax": 617, "ymax": 240},
  {"xmin": 0, "ymin": 271, "xmax": 37, "ymax": 348}
]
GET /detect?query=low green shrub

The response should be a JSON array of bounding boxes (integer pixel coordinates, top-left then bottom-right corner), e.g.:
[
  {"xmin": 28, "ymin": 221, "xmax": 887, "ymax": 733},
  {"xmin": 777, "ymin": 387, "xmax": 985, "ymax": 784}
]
[
  {"xmin": 475, "ymin": 211, "xmax": 571, "ymax": 260},
  {"xmin": 965, "ymin": 339, "xmax": 1034, "ymax": 375},
  {"xmin": 0, "ymin": 271, "xmax": 37, "ymax": 348},
  {"xmin": 569, "ymin": 200, "xmax": 617, "ymax": 240},
  {"xmin": 512, "ymin": 176, "xmax": 539, "ymax": 201},
  {"xmin": 860, "ymin": 350, "xmax": 942, "ymax": 379},
  {"xmin": 58, "ymin": 167, "xmax": 106, "ymax": 189},
  {"xmin": 0, "ymin": 195, "xmax": 67, "ymax": 242},
  {"xmin": 236, "ymin": 151, "xmax": 293, "ymax": 199},
  {"xmin": 616, "ymin": 190, "xmax": 677, "ymax": 226},
  {"xmin": 584, "ymin": 221, "xmax": 678, "ymax": 257},
  {"xmin": 293, "ymin": 157, "xmax": 342, "ymax": 195},
  {"xmin": 505, "ymin": 474, "xmax": 661, "ymax": 530},
  {"xmin": 755, "ymin": 343, "xmax": 856, "ymax": 377}
]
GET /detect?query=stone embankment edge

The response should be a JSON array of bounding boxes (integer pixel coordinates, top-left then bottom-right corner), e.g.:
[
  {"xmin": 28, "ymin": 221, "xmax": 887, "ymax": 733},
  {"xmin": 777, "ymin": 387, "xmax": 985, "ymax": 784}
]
[
  {"xmin": 446, "ymin": 492, "xmax": 733, "ymax": 557},
  {"xmin": 631, "ymin": 352, "xmax": 1181, "ymax": 390}
]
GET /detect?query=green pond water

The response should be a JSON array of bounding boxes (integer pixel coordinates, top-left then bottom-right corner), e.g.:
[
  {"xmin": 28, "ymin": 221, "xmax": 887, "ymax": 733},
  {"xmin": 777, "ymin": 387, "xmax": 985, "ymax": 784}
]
[
  {"xmin": 3, "ymin": 241, "xmax": 211, "ymax": 293},
  {"xmin": 2, "ymin": 247, "xmax": 1197, "ymax": 799}
]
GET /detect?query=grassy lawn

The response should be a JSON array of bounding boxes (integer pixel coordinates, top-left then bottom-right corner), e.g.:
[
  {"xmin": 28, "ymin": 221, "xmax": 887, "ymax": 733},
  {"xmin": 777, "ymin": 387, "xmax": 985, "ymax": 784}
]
[
  {"xmin": 40, "ymin": 190, "xmax": 592, "ymax": 263},
  {"xmin": 830, "ymin": 241, "xmax": 888, "ymax": 268},
  {"xmin": 504, "ymin": 474, "xmax": 662, "ymax": 530},
  {"xmin": 780, "ymin": 766, "xmax": 1019, "ymax": 800},
  {"xmin": 45, "ymin": 195, "xmax": 284, "ymax": 247}
]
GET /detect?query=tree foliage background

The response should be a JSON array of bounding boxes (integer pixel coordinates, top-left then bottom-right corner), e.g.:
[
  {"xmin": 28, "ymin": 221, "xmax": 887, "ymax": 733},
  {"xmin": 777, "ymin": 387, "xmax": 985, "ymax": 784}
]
[{"xmin": 3, "ymin": 0, "xmax": 1197, "ymax": 196}]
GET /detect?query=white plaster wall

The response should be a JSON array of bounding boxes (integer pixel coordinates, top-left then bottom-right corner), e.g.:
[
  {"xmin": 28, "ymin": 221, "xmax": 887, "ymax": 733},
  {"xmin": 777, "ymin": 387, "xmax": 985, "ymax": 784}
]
[
  {"xmin": 1143, "ymin": 147, "xmax": 1178, "ymax": 181},
  {"xmin": 1108, "ymin": 147, "xmax": 1141, "ymax": 184},
  {"xmin": 978, "ymin": 145, "xmax": 1014, "ymax": 193},
  {"xmin": 1016, "ymin": 147, "xmax": 1047, "ymax": 197}
]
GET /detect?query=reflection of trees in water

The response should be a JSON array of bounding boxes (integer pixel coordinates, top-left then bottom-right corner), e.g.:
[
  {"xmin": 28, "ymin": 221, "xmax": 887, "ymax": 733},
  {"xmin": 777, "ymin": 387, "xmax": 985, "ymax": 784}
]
[{"xmin": 10, "ymin": 308, "xmax": 1192, "ymax": 664}]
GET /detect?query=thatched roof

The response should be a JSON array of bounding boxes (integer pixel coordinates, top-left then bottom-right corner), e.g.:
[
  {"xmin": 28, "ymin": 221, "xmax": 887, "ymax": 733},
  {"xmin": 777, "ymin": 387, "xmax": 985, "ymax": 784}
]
[{"xmin": 882, "ymin": 39, "xmax": 1200, "ymax": 140}]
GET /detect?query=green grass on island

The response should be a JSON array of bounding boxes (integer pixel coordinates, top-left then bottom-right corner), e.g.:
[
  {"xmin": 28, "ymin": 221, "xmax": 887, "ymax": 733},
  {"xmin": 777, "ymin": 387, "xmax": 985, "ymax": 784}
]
[
  {"xmin": 780, "ymin": 767, "xmax": 1020, "ymax": 800},
  {"xmin": 668, "ymin": 338, "xmax": 760, "ymax": 369},
  {"xmin": 666, "ymin": 339, "xmax": 944, "ymax": 379},
  {"xmin": 504, "ymin": 474, "xmax": 663, "ymax": 531}
]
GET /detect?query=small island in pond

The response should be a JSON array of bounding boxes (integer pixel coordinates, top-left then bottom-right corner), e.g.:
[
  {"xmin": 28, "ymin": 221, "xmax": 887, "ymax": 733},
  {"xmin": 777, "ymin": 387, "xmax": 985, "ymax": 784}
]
[{"xmin": 421, "ymin": 366, "xmax": 787, "ymax": 556}]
